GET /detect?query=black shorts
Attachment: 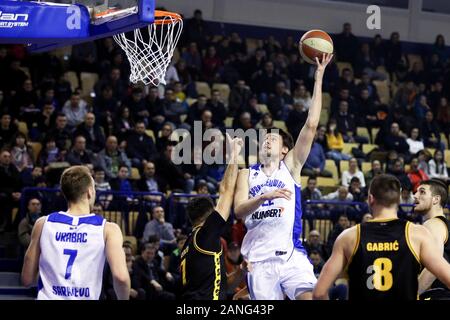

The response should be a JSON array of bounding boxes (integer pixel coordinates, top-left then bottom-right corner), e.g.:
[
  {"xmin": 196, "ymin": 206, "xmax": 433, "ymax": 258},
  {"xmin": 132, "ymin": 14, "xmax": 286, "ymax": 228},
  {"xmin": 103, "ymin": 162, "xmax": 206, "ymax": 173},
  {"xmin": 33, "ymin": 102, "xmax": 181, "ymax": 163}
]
[{"xmin": 420, "ymin": 288, "xmax": 450, "ymax": 300}]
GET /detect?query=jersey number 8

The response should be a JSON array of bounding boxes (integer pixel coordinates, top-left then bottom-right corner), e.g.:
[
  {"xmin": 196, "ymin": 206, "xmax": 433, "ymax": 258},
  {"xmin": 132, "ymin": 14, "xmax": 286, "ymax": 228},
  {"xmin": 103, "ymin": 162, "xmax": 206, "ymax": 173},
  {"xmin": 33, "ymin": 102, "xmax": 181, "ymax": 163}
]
[{"xmin": 366, "ymin": 257, "xmax": 393, "ymax": 291}]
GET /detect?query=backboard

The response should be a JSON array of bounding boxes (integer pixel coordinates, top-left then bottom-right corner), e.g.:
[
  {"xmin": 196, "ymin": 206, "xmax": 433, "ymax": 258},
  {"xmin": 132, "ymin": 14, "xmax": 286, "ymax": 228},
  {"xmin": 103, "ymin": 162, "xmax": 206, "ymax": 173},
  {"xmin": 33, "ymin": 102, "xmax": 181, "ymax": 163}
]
[{"xmin": 0, "ymin": 0, "xmax": 155, "ymax": 52}]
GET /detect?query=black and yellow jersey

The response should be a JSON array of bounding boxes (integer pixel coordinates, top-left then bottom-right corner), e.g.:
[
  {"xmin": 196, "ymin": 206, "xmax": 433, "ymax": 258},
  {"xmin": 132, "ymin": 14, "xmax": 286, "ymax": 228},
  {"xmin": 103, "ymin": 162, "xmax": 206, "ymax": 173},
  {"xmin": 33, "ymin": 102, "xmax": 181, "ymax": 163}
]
[
  {"xmin": 420, "ymin": 215, "xmax": 450, "ymax": 300},
  {"xmin": 347, "ymin": 219, "xmax": 421, "ymax": 300},
  {"xmin": 180, "ymin": 211, "xmax": 227, "ymax": 300}
]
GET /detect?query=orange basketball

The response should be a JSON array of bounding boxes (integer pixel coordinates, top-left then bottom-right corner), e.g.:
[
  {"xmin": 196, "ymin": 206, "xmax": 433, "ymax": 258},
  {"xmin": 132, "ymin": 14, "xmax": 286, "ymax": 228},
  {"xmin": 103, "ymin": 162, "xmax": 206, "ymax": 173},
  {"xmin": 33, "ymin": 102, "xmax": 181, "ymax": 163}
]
[{"xmin": 299, "ymin": 30, "xmax": 334, "ymax": 64}]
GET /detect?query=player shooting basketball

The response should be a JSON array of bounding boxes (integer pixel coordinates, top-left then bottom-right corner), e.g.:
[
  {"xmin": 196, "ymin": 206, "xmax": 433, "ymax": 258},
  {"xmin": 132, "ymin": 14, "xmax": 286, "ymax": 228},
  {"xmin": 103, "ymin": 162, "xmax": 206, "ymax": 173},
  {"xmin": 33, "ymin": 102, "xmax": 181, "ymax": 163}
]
[{"xmin": 233, "ymin": 53, "xmax": 333, "ymax": 300}]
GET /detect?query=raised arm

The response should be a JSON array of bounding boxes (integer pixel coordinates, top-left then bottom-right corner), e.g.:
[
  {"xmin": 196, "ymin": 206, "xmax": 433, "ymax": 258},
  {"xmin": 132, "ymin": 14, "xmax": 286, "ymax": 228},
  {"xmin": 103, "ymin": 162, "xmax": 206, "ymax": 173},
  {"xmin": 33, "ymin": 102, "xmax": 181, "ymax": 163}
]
[
  {"xmin": 215, "ymin": 134, "xmax": 243, "ymax": 221},
  {"xmin": 104, "ymin": 222, "xmax": 131, "ymax": 300},
  {"xmin": 285, "ymin": 53, "xmax": 333, "ymax": 173},
  {"xmin": 21, "ymin": 217, "xmax": 46, "ymax": 287}
]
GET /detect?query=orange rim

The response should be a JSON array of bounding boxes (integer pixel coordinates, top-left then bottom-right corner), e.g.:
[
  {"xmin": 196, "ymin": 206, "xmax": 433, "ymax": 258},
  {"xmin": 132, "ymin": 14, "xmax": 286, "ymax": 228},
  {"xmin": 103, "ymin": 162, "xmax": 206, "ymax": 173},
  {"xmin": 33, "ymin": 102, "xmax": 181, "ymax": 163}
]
[{"xmin": 154, "ymin": 10, "xmax": 182, "ymax": 24}]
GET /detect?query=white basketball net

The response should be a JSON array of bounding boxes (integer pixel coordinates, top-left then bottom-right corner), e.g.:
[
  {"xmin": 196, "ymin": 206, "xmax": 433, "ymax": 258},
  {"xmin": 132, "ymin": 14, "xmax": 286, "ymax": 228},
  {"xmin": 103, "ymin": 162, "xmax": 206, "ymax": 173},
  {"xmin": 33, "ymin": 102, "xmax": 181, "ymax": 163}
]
[{"xmin": 113, "ymin": 11, "xmax": 183, "ymax": 86}]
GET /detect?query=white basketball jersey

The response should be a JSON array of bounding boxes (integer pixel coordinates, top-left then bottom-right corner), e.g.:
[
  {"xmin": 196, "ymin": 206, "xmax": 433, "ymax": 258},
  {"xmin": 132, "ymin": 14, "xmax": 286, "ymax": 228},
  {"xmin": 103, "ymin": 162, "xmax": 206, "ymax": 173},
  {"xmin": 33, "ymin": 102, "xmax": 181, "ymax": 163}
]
[
  {"xmin": 241, "ymin": 161, "xmax": 306, "ymax": 263},
  {"xmin": 37, "ymin": 212, "xmax": 106, "ymax": 300}
]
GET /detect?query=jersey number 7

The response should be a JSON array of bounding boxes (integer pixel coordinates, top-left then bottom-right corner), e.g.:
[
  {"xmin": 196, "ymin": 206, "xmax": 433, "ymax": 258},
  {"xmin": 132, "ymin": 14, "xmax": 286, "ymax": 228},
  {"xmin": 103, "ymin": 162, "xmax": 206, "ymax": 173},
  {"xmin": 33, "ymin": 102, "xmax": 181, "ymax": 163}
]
[{"xmin": 63, "ymin": 249, "xmax": 78, "ymax": 280}]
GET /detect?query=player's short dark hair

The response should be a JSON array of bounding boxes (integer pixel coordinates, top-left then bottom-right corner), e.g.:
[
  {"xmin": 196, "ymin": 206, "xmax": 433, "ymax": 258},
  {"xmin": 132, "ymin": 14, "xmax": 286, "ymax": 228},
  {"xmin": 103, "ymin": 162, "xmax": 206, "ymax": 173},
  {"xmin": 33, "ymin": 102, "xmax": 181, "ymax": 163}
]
[
  {"xmin": 186, "ymin": 197, "xmax": 215, "ymax": 225},
  {"xmin": 369, "ymin": 174, "xmax": 401, "ymax": 207},
  {"xmin": 60, "ymin": 166, "xmax": 93, "ymax": 203},
  {"xmin": 419, "ymin": 179, "xmax": 448, "ymax": 207},
  {"xmin": 265, "ymin": 127, "xmax": 294, "ymax": 150}
]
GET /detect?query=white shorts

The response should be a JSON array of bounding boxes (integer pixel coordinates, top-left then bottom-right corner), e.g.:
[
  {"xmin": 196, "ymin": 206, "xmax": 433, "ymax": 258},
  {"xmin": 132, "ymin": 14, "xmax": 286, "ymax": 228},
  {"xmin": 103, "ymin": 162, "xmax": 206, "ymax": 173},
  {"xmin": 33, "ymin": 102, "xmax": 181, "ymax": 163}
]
[{"xmin": 247, "ymin": 250, "xmax": 317, "ymax": 300}]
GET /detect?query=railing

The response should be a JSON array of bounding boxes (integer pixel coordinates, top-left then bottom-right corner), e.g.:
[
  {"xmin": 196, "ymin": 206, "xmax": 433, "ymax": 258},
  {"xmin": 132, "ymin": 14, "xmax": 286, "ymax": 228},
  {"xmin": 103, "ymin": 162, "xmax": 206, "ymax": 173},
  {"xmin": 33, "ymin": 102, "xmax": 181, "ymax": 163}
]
[
  {"xmin": 20, "ymin": 188, "xmax": 216, "ymax": 238},
  {"xmin": 20, "ymin": 188, "xmax": 447, "ymax": 242}
]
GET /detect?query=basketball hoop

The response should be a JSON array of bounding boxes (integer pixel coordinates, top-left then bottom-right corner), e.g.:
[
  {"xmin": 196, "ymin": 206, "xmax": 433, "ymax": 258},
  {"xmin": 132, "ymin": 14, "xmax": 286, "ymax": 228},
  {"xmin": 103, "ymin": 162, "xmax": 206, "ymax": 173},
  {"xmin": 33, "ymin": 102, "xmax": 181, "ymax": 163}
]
[{"xmin": 113, "ymin": 10, "xmax": 183, "ymax": 86}]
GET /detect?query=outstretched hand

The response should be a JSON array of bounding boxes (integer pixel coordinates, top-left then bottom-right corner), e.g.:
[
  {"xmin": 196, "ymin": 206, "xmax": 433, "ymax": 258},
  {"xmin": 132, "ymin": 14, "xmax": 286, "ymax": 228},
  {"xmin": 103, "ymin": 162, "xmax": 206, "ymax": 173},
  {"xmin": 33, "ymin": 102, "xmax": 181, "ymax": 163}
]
[
  {"xmin": 315, "ymin": 53, "xmax": 334, "ymax": 79},
  {"xmin": 226, "ymin": 133, "xmax": 244, "ymax": 162}
]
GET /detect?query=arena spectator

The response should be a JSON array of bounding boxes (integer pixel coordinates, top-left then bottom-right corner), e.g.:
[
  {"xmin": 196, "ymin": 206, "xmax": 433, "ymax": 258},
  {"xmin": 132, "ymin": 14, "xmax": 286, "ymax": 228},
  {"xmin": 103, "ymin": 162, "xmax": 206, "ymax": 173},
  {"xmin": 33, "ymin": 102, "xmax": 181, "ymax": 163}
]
[
  {"xmin": 103, "ymin": 243, "xmax": 146, "ymax": 300},
  {"xmin": 62, "ymin": 92, "xmax": 89, "ymax": 130},
  {"xmin": 335, "ymin": 22, "xmax": 359, "ymax": 65},
  {"xmin": 154, "ymin": 122, "xmax": 173, "ymax": 153},
  {"xmin": 355, "ymin": 88, "xmax": 382, "ymax": 129},
  {"xmin": 364, "ymin": 159, "xmax": 383, "ymax": 186},
  {"xmin": 95, "ymin": 67, "xmax": 127, "ymax": 100},
  {"xmin": 348, "ymin": 176, "xmax": 366, "ymax": 203},
  {"xmin": 427, "ymin": 149, "xmax": 449, "ymax": 182},
  {"xmin": 73, "ymin": 112, "xmax": 106, "ymax": 153},
  {"xmin": 18, "ymin": 198, "xmax": 41, "ymax": 249},
  {"xmin": 93, "ymin": 85, "xmax": 119, "ymax": 122},
  {"xmin": 114, "ymin": 105, "xmax": 134, "ymax": 142},
  {"xmin": 407, "ymin": 157, "xmax": 429, "ymax": 193},
  {"xmin": 203, "ymin": 46, "xmax": 222, "ymax": 83},
  {"xmin": 161, "ymin": 88, "xmax": 188, "ymax": 128},
  {"xmin": 97, "ymin": 135, "xmax": 131, "ymax": 180},
  {"xmin": 326, "ymin": 213, "xmax": 350, "ymax": 255},
  {"xmin": 47, "ymin": 113, "xmax": 71, "ymax": 151},
  {"xmin": 325, "ymin": 119, "xmax": 352, "ymax": 162},
  {"xmin": 146, "ymin": 86, "xmax": 165, "ymax": 132},
  {"xmin": 224, "ymin": 241, "xmax": 246, "ymax": 299},
  {"xmin": 235, "ymin": 95, "xmax": 263, "ymax": 127},
  {"xmin": 142, "ymin": 206, "xmax": 176, "ymax": 254},
  {"xmin": 253, "ymin": 61, "xmax": 281, "ymax": 103},
  {"xmin": 132, "ymin": 243, "xmax": 176, "ymax": 300},
  {"xmin": 10, "ymin": 132, "xmax": 33, "ymax": 173},
  {"xmin": 0, "ymin": 149, "xmax": 22, "ymax": 232},
  {"xmin": 335, "ymin": 70, "xmax": 357, "ymax": 100},
  {"xmin": 286, "ymin": 101, "xmax": 308, "ymax": 140},
  {"xmin": 436, "ymin": 97, "xmax": 450, "ymax": 139},
  {"xmin": 37, "ymin": 137, "xmax": 66, "ymax": 172},
  {"xmin": 384, "ymin": 122, "xmax": 409, "ymax": 156},
  {"xmin": 421, "ymin": 111, "xmax": 444, "ymax": 150},
  {"xmin": 309, "ymin": 250, "xmax": 324, "ymax": 278},
  {"xmin": 126, "ymin": 121, "xmax": 157, "ymax": 168},
  {"xmin": 301, "ymin": 176, "xmax": 326, "ymax": 226},
  {"xmin": 207, "ymin": 90, "xmax": 227, "ymax": 128},
  {"xmin": 385, "ymin": 32, "xmax": 403, "ymax": 73},
  {"xmin": 124, "ymin": 87, "xmax": 149, "ymax": 123},
  {"xmin": 35, "ymin": 103, "xmax": 56, "ymax": 141},
  {"xmin": 66, "ymin": 135, "xmax": 95, "ymax": 168},
  {"xmin": 304, "ymin": 230, "xmax": 328, "ymax": 259},
  {"xmin": 335, "ymin": 100, "xmax": 368, "ymax": 143},
  {"xmin": 181, "ymin": 42, "xmax": 202, "ymax": 78},
  {"xmin": 390, "ymin": 158, "xmax": 413, "ymax": 191},
  {"xmin": 109, "ymin": 164, "xmax": 137, "ymax": 209},
  {"xmin": 12, "ymin": 79, "xmax": 39, "ymax": 122},
  {"xmin": 155, "ymin": 143, "xmax": 191, "ymax": 193},
  {"xmin": 0, "ymin": 113, "xmax": 18, "ymax": 149},
  {"xmin": 406, "ymin": 127, "xmax": 425, "ymax": 155},
  {"xmin": 229, "ymin": 80, "xmax": 252, "ymax": 116},
  {"xmin": 341, "ymin": 158, "xmax": 366, "ymax": 187},
  {"xmin": 267, "ymin": 81, "xmax": 293, "ymax": 120},
  {"xmin": 137, "ymin": 161, "xmax": 165, "ymax": 198},
  {"xmin": 302, "ymin": 136, "xmax": 332, "ymax": 178}
]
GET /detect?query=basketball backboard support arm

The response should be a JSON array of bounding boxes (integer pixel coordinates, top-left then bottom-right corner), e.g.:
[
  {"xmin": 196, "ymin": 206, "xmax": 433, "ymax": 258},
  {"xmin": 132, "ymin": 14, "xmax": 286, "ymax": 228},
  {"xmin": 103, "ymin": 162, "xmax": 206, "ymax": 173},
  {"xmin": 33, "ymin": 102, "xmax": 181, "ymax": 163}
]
[{"xmin": 0, "ymin": 0, "xmax": 155, "ymax": 53}]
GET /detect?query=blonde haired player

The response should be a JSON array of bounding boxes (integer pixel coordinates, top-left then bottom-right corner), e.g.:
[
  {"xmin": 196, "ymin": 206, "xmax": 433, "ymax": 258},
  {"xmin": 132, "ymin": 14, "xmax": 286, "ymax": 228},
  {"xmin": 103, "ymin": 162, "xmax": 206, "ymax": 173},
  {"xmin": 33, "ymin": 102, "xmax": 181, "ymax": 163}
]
[
  {"xmin": 22, "ymin": 166, "xmax": 130, "ymax": 300},
  {"xmin": 234, "ymin": 53, "xmax": 333, "ymax": 300}
]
